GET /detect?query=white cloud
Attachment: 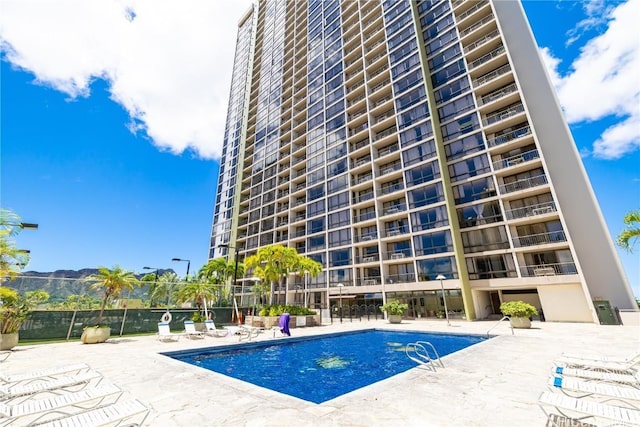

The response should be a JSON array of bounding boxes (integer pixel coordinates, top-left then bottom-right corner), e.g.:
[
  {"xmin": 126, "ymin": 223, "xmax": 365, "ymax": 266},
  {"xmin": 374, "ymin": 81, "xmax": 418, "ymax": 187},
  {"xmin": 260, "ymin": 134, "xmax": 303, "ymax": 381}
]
[
  {"xmin": 0, "ymin": 0, "xmax": 253, "ymax": 159},
  {"xmin": 565, "ymin": 0, "xmax": 615, "ymax": 46},
  {"xmin": 540, "ymin": 0, "xmax": 640, "ymax": 159}
]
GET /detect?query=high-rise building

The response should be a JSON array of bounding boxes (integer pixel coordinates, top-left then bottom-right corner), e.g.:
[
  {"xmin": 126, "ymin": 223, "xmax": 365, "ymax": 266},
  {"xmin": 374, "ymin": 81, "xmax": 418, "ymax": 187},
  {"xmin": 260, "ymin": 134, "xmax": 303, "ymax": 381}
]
[{"xmin": 210, "ymin": 0, "xmax": 636, "ymax": 323}]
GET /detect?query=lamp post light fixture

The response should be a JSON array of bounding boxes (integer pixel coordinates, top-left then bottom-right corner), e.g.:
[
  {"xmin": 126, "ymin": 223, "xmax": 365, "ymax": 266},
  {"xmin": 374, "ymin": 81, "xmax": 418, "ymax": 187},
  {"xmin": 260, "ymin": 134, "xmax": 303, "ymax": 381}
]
[
  {"xmin": 219, "ymin": 244, "xmax": 240, "ymax": 324},
  {"xmin": 436, "ymin": 274, "xmax": 451, "ymax": 326},
  {"xmin": 338, "ymin": 283, "xmax": 344, "ymax": 323},
  {"xmin": 18, "ymin": 222, "xmax": 39, "ymax": 230},
  {"xmin": 1, "ymin": 221, "xmax": 39, "ymax": 230},
  {"xmin": 142, "ymin": 266, "xmax": 160, "ymax": 283},
  {"xmin": 171, "ymin": 258, "xmax": 190, "ymax": 281}
]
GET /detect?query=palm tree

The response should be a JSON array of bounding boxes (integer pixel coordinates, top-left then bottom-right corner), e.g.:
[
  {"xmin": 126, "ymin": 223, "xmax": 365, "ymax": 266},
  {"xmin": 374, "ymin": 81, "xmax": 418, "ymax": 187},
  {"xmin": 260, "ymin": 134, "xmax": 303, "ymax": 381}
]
[
  {"xmin": 197, "ymin": 258, "xmax": 245, "ymax": 306},
  {"xmin": 617, "ymin": 209, "xmax": 640, "ymax": 252},
  {"xmin": 176, "ymin": 279, "xmax": 218, "ymax": 319},
  {"xmin": 86, "ymin": 266, "xmax": 140, "ymax": 324},
  {"xmin": 244, "ymin": 244, "xmax": 322, "ymax": 305},
  {"xmin": 149, "ymin": 271, "xmax": 180, "ymax": 308},
  {"xmin": 292, "ymin": 257, "xmax": 323, "ymax": 307}
]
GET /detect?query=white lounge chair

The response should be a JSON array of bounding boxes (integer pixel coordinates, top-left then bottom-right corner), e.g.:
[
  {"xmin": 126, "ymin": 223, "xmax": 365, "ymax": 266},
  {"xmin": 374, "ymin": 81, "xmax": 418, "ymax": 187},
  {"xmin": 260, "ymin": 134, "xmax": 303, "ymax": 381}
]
[
  {"xmin": 183, "ymin": 321, "xmax": 205, "ymax": 339},
  {"xmin": 157, "ymin": 322, "xmax": 182, "ymax": 342},
  {"xmin": 224, "ymin": 325, "xmax": 260, "ymax": 342},
  {"xmin": 560, "ymin": 351, "xmax": 640, "ymax": 364},
  {"xmin": 0, "ymin": 363, "xmax": 90, "ymax": 384},
  {"xmin": 549, "ymin": 376, "xmax": 640, "ymax": 403},
  {"xmin": 0, "ymin": 383, "xmax": 122, "ymax": 426},
  {"xmin": 556, "ymin": 352, "xmax": 640, "ymax": 372},
  {"xmin": 204, "ymin": 320, "xmax": 229, "ymax": 337},
  {"xmin": 35, "ymin": 399, "xmax": 149, "ymax": 427},
  {"xmin": 0, "ymin": 370, "xmax": 103, "ymax": 402},
  {"xmin": 553, "ymin": 366, "xmax": 640, "ymax": 386},
  {"xmin": 539, "ymin": 390, "xmax": 640, "ymax": 426},
  {"xmin": 0, "ymin": 352, "xmax": 10, "ymax": 363}
]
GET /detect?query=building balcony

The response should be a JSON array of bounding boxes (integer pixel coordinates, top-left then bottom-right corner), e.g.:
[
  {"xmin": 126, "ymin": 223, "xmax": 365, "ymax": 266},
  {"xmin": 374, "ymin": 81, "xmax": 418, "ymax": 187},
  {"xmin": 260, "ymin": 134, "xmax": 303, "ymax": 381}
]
[
  {"xmin": 504, "ymin": 201, "xmax": 557, "ymax": 220},
  {"xmin": 520, "ymin": 262, "xmax": 578, "ymax": 277},
  {"xmin": 385, "ymin": 273, "xmax": 416, "ymax": 284},
  {"xmin": 353, "ymin": 191, "xmax": 375, "ymax": 204},
  {"xmin": 499, "ymin": 174, "xmax": 548, "ymax": 195},
  {"xmin": 468, "ymin": 270, "xmax": 518, "ymax": 280},
  {"xmin": 382, "ymin": 203, "xmax": 407, "ymax": 216},
  {"xmin": 464, "ymin": 29, "xmax": 500, "ymax": 55},
  {"xmin": 459, "ymin": 13, "xmax": 495, "ymax": 40},
  {"xmin": 357, "ymin": 254, "xmax": 380, "ymax": 264},
  {"xmin": 493, "ymin": 149, "xmax": 539, "ymax": 171},
  {"xmin": 468, "ymin": 45, "xmax": 505, "ymax": 71},
  {"xmin": 380, "ymin": 182, "xmax": 404, "ymax": 196},
  {"xmin": 356, "ymin": 232, "xmax": 378, "ymax": 242},
  {"xmin": 513, "ymin": 230, "xmax": 567, "ymax": 248},
  {"xmin": 486, "ymin": 124, "xmax": 532, "ymax": 149},
  {"xmin": 385, "ymin": 249, "xmax": 412, "ymax": 261},
  {"xmin": 483, "ymin": 103, "xmax": 525, "ymax": 127}
]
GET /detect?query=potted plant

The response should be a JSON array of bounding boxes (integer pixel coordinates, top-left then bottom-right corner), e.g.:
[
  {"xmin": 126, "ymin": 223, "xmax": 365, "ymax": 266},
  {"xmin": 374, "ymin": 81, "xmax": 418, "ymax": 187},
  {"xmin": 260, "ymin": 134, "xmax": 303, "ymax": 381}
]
[
  {"xmin": 381, "ymin": 300, "xmax": 409, "ymax": 324},
  {"xmin": 500, "ymin": 301, "xmax": 538, "ymax": 329},
  {"xmin": 0, "ymin": 287, "xmax": 49, "ymax": 350},
  {"xmin": 83, "ymin": 265, "xmax": 140, "ymax": 344},
  {"xmin": 191, "ymin": 312, "xmax": 207, "ymax": 331}
]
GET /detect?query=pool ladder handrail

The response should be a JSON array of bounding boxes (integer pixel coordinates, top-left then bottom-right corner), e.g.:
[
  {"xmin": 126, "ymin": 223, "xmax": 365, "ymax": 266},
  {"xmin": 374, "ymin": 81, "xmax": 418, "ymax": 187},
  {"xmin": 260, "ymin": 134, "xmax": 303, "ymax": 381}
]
[
  {"xmin": 486, "ymin": 315, "xmax": 514, "ymax": 337},
  {"xmin": 405, "ymin": 341, "xmax": 444, "ymax": 371}
]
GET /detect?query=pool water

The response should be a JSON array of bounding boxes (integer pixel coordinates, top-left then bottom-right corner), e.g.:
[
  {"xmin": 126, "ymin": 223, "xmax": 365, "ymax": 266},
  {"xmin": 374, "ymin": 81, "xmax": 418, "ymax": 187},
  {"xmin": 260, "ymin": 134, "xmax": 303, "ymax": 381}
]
[{"xmin": 163, "ymin": 329, "xmax": 488, "ymax": 404}]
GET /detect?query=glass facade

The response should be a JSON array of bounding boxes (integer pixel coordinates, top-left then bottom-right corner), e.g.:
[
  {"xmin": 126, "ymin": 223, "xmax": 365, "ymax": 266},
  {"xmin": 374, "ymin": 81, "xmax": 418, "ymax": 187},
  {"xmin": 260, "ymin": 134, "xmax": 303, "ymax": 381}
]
[{"xmin": 209, "ymin": 0, "xmax": 634, "ymax": 321}]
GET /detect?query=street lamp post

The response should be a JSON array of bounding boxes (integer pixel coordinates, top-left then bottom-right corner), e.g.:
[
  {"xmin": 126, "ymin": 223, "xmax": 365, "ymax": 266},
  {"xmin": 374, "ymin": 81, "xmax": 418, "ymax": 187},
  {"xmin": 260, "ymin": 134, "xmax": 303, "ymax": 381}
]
[
  {"xmin": 143, "ymin": 266, "xmax": 164, "ymax": 308},
  {"xmin": 219, "ymin": 244, "xmax": 240, "ymax": 324},
  {"xmin": 436, "ymin": 274, "xmax": 451, "ymax": 326},
  {"xmin": 338, "ymin": 283, "xmax": 344, "ymax": 323},
  {"xmin": 171, "ymin": 258, "xmax": 190, "ymax": 281},
  {"xmin": 304, "ymin": 270, "xmax": 309, "ymax": 308},
  {"xmin": 143, "ymin": 266, "xmax": 160, "ymax": 283},
  {"xmin": 0, "ymin": 219, "xmax": 38, "ymax": 283}
]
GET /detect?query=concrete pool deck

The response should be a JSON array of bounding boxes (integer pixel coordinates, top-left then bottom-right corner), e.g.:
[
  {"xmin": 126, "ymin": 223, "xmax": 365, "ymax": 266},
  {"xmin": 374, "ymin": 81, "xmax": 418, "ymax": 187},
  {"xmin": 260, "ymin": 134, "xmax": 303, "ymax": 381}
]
[{"xmin": 3, "ymin": 318, "xmax": 639, "ymax": 426}]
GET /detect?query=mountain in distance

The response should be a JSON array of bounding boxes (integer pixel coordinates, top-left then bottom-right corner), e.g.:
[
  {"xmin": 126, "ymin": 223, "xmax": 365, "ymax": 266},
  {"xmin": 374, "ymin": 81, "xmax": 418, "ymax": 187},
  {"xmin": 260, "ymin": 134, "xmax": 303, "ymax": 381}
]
[{"xmin": 4, "ymin": 268, "xmax": 174, "ymax": 301}]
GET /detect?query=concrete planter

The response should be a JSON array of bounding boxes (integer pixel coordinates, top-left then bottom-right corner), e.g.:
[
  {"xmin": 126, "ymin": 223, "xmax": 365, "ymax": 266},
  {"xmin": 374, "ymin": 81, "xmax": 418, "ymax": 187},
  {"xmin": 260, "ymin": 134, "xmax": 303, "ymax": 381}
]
[
  {"xmin": 244, "ymin": 314, "xmax": 320, "ymax": 329},
  {"xmin": 388, "ymin": 315, "xmax": 403, "ymax": 324},
  {"xmin": 0, "ymin": 333, "xmax": 19, "ymax": 350},
  {"xmin": 81, "ymin": 326, "xmax": 111, "ymax": 344},
  {"xmin": 509, "ymin": 317, "xmax": 531, "ymax": 329}
]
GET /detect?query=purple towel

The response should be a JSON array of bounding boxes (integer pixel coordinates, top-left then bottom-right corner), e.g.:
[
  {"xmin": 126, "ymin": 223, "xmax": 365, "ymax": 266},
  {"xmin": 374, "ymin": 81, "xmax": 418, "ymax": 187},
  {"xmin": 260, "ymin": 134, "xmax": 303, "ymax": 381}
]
[{"xmin": 279, "ymin": 313, "xmax": 291, "ymax": 336}]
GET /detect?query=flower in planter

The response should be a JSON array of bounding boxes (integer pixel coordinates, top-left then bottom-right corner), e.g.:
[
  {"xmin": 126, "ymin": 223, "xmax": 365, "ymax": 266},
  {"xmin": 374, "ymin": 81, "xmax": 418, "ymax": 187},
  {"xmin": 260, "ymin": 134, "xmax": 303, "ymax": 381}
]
[{"xmin": 499, "ymin": 301, "xmax": 538, "ymax": 318}]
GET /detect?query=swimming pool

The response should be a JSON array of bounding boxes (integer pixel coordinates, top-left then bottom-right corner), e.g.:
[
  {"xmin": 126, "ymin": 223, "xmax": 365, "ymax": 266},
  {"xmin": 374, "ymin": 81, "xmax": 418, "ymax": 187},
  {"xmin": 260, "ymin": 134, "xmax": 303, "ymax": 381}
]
[{"xmin": 162, "ymin": 329, "xmax": 488, "ymax": 404}]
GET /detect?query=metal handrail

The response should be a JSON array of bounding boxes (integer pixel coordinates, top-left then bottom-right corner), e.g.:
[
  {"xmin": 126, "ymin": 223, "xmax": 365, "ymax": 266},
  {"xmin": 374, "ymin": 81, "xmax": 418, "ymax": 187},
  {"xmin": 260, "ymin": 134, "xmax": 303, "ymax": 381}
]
[
  {"xmin": 486, "ymin": 316, "xmax": 514, "ymax": 337},
  {"xmin": 416, "ymin": 341, "xmax": 445, "ymax": 369},
  {"xmin": 405, "ymin": 341, "xmax": 444, "ymax": 371}
]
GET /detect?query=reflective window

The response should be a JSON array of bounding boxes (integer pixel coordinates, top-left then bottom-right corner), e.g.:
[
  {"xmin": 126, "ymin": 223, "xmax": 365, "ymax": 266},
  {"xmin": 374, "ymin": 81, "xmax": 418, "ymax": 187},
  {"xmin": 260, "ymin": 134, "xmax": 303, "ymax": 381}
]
[
  {"xmin": 400, "ymin": 120, "xmax": 434, "ymax": 147},
  {"xmin": 453, "ymin": 177, "xmax": 496, "ymax": 204},
  {"xmin": 414, "ymin": 230, "xmax": 453, "ymax": 256},
  {"xmin": 445, "ymin": 133, "xmax": 485, "ymax": 161},
  {"xmin": 411, "ymin": 206, "xmax": 449, "ymax": 231},
  {"xmin": 408, "ymin": 182, "xmax": 445, "ymax": 208},
  {"xmin": 403, "ymin": 139, "xmax": 437, "ymax": 166},
  {"xmin": 307, "ymin": 217, "xmax": 325, "ymax": 234},
  {"xmin": 416, "ymin": 256, "xmax": 458, "ymax": 281},
  {"xmin": 405, "ymin": 160, "xmax": 440, "ymax": 187},
  {"xmin": 328, "ymin": 191, "xmax": 349, "ymax": 211},
  {"xmin": 328, "ymin": 209, "xmax": 350, "ymax": 228}
]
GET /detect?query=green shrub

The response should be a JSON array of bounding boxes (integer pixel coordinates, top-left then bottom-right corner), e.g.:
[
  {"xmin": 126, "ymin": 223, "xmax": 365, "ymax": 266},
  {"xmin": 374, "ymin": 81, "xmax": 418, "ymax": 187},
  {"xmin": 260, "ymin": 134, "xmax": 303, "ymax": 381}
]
[
  {"xmin": 500, "ymin": 301, "xmax": 537, "ymax": 317},
  {"xmin": 257, "ymin": 304, "xmax": 316, "ymax": 316},
  {"xmin": 191, "ymin": 312, "xmax": 207, "ymax": 323},
  {"xmin": 381, "ymin": 300, "xmax": 409, "ymax": 315}
]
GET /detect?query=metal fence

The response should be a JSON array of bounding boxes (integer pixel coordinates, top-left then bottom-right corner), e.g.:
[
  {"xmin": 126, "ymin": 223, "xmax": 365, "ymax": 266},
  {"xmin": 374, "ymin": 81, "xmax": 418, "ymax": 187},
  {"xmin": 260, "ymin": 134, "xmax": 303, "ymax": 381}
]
[{"xmin": 19, "ymin": 308, "xmax": 235, "ymax": 341}]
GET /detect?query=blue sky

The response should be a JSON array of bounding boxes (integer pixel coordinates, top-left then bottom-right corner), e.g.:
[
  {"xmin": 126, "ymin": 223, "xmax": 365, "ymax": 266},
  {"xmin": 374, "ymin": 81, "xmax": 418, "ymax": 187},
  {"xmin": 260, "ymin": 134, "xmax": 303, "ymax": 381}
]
[{"xmin": 1, "ymin": 1, "xmax": 638, "ymax": 296}]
